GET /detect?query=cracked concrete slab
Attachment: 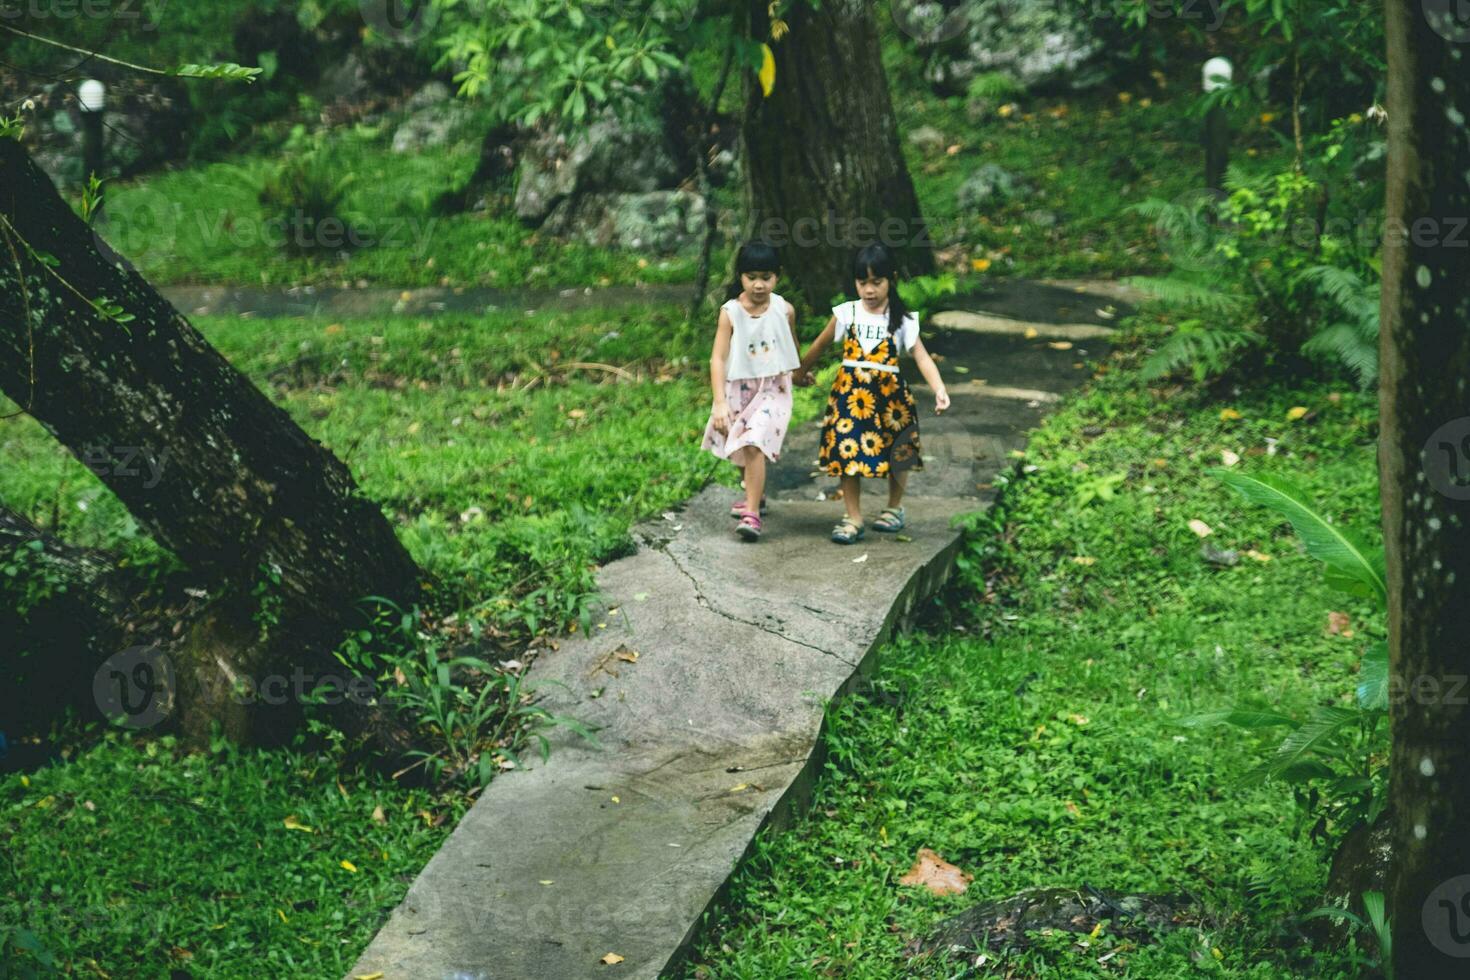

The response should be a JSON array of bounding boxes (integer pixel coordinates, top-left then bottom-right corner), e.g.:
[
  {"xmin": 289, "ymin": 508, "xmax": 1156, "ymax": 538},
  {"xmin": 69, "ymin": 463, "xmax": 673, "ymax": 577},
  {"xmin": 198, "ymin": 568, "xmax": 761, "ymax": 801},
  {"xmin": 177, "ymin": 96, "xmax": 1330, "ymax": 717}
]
[{"xmin": 345, "ymin": 281, "xmax": 1122, "ymax": 980}]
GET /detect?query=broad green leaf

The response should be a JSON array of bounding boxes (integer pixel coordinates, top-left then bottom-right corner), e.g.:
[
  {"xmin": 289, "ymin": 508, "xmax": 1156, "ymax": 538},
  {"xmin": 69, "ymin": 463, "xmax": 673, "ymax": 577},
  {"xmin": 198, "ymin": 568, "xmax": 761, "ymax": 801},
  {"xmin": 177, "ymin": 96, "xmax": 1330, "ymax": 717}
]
[
  {"xmin": 1357, "ymin": 640, "xmax": 1388, "ymax": 711},
  {"xmin": 1259, "ymin": 705, "xmax": 1358, "ymax": 777},
  {"xmin": 1175, "ymin": 709, "xmax": 1299, "ymax": 729},
  {"xmin": 1211, "ymin": 469, "xmax": 1386, "ymax": 607},
  {"xmin": 168, "ymin": 62, "xmax": 262, "ymax": 82}
]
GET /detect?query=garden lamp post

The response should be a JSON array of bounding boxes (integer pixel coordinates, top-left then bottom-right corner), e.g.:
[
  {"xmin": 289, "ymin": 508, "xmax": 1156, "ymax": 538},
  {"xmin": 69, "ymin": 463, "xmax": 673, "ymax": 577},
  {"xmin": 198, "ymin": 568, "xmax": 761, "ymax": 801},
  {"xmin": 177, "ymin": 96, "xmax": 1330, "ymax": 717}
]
[
  {"xmin": 78, "ymin": 79, "xmax": 106, "ymax": 214},
  {"xmin": 1202, "ymin": 57, "xmax": 1232, "ymax": 193}
]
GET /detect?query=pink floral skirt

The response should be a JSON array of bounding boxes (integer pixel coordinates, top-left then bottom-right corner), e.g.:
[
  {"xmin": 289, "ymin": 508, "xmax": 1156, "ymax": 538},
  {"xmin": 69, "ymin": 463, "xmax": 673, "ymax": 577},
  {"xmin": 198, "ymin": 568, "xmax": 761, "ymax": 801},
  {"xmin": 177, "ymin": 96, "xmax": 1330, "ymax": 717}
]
[{"xmin": 702, "ymin": 372, "xmax": 793, "ymax": 463}]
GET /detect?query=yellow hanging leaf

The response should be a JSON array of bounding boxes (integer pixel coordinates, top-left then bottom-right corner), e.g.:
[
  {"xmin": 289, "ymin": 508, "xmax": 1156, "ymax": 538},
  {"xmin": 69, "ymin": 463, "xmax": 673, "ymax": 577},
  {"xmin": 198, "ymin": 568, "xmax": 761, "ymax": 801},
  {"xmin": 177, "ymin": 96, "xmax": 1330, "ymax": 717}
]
[{"xmin": 758, "ymin": 44, "xmax": 776, "ymax": 98}]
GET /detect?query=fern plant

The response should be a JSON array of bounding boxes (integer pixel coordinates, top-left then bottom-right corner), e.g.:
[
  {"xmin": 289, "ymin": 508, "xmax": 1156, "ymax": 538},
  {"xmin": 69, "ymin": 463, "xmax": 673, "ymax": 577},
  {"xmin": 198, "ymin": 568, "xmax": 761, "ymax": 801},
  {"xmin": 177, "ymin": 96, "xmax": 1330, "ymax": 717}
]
[
  {"xmin": 1297, "ymin": 263, "xmax": 1381, "ymax": 389},
  {"xmin": 1178, "ymin": 470, "xmax": 1388, "ymax": 840}
]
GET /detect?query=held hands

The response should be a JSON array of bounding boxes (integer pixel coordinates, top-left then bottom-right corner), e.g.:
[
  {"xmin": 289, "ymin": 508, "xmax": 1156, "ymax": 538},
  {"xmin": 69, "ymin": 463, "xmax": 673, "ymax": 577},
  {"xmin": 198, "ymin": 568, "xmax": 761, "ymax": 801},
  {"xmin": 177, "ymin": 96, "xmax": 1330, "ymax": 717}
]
[
  {"xmin": 712, "ymin": 401, "xmax": 733, "ymax": 434},
  {"xmin": 934, "ymin": 388, "xmax": 951, "ymax": 414},
  {"xmin": 792, "ymin": 368, "xmax": 815, "ymax": 388}
]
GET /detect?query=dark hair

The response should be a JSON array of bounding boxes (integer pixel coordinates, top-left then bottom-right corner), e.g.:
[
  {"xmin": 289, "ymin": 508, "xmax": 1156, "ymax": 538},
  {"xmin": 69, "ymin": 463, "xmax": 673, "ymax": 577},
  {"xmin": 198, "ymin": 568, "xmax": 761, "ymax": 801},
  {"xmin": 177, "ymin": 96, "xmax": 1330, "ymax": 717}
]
[
  {"xmin": 723, "ymin": 241, "xmax": 782, "ymax": 300},
  {"xmin": 851, "ymin": 243, "xmax": 910, "ymax": 337}
]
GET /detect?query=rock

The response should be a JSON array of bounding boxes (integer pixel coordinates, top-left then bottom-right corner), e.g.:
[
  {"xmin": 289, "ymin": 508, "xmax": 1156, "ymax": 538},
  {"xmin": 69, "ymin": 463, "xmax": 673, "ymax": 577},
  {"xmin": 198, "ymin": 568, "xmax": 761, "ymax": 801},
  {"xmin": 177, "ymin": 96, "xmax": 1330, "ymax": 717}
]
[
  {"xmin": 907, "ymin": 124, "xmax": 946, "ymax": 153},
  {"xmin": 927, "ymin": 0, "xmax": 1108, "ymax": 94},
  {"xmin": 391, "ymin": 83, "xmax": 474, "ymax": 153},
  {"xmin": 316, "ymin": 51, "xmax": 372, "ymax": 106},
  {"xmin": 542, "ymin": 190, "xmax": 706, "ymax": 254},
  {"xmin": 956, "ymin": 163, "xmax": 1032, "ymax": 211},
  {"xmin": 514, "ymin": 112, "xmax": 681, "ymax": 223}
]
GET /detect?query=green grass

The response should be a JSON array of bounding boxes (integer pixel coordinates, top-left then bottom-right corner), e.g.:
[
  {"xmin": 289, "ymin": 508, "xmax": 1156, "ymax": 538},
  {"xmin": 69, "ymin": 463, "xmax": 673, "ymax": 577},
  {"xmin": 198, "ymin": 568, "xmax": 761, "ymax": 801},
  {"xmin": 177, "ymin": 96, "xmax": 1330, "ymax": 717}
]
[
  {"xmin": 0, "ymin": 302, "xmax": 726, "ymax": 633},
  {"xmin": 96, "ymin": 117, "xmax": 726, "ymax": 289},
  {"xmin": 0, "ymin": 731, "xmax": 467, "ymax": 978},
  {"xmin": 682, "ymin": 320, "xmax": 1381, "ymax": 977}
]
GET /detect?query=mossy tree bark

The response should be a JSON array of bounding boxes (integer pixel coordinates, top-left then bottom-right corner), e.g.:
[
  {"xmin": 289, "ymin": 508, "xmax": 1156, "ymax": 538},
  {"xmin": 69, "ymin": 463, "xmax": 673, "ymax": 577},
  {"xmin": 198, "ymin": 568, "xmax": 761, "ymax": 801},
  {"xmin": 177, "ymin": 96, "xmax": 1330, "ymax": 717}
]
[
  {"xmin": 1380, "ymin": 1, "xmax": 1470, "ymax": 971},
  {"xmin": 740, "ymin": 0, "xmax": 935, "ymax": 312},
  {"xmin": 0, "ymin": 137, "xmax": 419, "ymax": 752}
]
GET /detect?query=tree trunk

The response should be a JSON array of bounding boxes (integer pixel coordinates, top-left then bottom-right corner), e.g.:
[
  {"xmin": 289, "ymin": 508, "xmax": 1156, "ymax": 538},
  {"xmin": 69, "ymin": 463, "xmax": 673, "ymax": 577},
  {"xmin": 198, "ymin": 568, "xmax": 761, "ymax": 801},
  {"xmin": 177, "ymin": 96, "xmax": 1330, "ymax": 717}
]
[
  {"xmin": 1380, "ymin": 2, "xmax": 1470, "ymax": 972},
  {"xmin": 740, "ymin": 0, "xmax": 935, "ymax": 312},
  {"xmin": 0, "ymin": 137, "xmax": 420, "ymax": 750}
]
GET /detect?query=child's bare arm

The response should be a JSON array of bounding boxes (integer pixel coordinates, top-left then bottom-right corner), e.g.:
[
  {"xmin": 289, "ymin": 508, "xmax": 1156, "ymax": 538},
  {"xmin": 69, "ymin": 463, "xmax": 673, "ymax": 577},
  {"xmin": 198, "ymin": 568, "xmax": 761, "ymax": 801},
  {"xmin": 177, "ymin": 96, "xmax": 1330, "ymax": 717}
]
[
  {"xmin": 710, "ymin": 308, "xmax": 735, "ymax": 432},
  {"xmin": 908, "ymin": 336, "xmax": 951, "ymax": 413},
  {"xmin": 796, "ymin": 317, "xmax": 837, "ymax": 382}
]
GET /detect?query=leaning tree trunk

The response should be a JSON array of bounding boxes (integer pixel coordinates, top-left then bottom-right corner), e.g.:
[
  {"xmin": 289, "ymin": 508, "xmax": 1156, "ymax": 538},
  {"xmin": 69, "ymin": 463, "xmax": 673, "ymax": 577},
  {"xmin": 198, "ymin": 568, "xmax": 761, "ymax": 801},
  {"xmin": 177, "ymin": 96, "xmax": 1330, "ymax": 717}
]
[
  {"xmin": 741, "ymin": 0, "xmax": 935, "ymax": 311},
  {"xmin": 0, "ymin": 137, "xmax": 420, "ymax": 751},
  {"xmin": 1380, "ymin": 2, "xmax": 1470, "ymax": 972}
]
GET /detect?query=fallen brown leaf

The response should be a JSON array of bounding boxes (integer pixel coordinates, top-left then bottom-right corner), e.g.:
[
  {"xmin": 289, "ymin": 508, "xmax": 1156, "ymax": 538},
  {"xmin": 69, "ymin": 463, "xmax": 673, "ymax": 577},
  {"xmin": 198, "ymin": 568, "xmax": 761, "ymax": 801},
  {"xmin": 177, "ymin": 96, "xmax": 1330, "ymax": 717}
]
[{"xmin": 898, "ymin": 847, "xmax": 972, "ymax": 896}]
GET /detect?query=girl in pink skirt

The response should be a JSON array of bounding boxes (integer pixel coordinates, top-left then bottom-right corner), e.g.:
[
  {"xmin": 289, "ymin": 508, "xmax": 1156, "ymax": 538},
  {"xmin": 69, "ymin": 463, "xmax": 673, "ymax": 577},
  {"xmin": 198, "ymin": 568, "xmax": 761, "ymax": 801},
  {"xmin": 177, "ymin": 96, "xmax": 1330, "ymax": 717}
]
[{"xmin": 702, "ymin": 241, "xmax": 803, "ymax": 542}]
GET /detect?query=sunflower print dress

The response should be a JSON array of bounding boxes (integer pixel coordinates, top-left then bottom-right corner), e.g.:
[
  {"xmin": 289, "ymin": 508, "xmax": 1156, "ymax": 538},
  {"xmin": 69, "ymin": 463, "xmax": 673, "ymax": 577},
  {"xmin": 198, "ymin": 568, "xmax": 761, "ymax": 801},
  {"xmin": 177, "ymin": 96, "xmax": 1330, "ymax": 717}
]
[{"xmin": 818, "ymin": 322, "xmax": 922, "ymax": 479}]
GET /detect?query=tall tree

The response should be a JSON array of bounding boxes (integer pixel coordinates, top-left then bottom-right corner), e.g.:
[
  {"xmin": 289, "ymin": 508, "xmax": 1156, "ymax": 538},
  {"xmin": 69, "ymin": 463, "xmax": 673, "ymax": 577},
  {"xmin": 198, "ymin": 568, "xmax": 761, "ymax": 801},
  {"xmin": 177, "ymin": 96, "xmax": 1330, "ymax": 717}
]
[
  {"xmin": 0, "ymin": 136, "xmax": 420, "ymax": 750},
  {"xmin": 1380, "ymin": 1, "xmax": 1470, "ymax": 971},
  {"xmin": 741, "ymin": 0, "xmax": 935, "ymax": 310}
]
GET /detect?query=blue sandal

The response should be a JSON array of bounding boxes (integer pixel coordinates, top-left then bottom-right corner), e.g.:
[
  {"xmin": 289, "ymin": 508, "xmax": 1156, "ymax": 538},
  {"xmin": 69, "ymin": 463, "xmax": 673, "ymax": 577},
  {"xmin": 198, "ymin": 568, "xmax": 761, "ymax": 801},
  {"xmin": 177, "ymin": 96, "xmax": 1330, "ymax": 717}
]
[
  {"xmin": 831, "ymin": 517, "xmax": 865, "ymax": 545},
  {"xmin": 873, "ymin": 507, "xmax": 906, "ymax": 533}
]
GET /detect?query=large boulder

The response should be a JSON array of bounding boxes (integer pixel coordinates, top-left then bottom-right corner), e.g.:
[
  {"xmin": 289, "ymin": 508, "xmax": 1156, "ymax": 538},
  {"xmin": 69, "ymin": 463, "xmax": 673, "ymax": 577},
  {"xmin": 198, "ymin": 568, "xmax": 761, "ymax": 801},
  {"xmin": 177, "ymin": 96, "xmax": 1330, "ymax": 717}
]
[
  {"xmin": 928, "ymin": 0, "xmax": 1108, "ymax": 93},
  {"xmin": 513, "ymin": 111, "xmax": 682, "ymax": 224},
  {"xmin": 391, "ymin": 81, "xmax": 475, "ymax": 153},
  {"xmin": 956, "ymin": 163, "xmax": 1034, "ymax": 211},
  {"xmin": 541, "ymin": 190, "xmax": 705, "ymax": 254}
]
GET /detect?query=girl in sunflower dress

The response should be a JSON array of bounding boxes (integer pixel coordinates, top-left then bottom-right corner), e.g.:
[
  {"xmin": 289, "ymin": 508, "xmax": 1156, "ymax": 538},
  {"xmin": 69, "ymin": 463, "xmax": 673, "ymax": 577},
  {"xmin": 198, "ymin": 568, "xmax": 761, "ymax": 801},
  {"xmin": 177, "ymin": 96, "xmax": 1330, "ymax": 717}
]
[{"xmin": 795, "ymin": 245, "xmax": 951, "ymax": 544}]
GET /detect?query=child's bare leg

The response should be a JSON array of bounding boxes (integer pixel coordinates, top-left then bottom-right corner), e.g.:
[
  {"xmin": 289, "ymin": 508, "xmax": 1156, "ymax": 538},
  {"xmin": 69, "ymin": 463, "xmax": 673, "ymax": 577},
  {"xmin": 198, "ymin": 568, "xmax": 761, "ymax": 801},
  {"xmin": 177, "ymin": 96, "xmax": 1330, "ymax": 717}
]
[
  {"xmin": 741, "ymin": 447, "xmax": 767, "ymax": 513},
  {"xmin": 841, "ymin": 475, "xmax": 863, "ymax": 524},
  {"xmin": 887, "ymin": 469, "xmax": 910, "ymax": 508}
]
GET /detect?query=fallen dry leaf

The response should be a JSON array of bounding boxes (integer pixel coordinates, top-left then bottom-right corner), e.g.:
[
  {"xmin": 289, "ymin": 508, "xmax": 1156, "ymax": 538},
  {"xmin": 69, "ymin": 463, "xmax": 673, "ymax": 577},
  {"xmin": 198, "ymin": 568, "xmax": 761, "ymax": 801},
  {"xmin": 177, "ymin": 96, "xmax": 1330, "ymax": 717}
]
[
  {"xmin": 1286, "ymin": 406, "xmax": 1309, "ymax": 421},
  {"xmin": 1047, "ymin": 341, "xmax": 1073, "ymax": 350},
  {"xmin": 1327, "ymin": 611, "xmax": 1351, "ymax": 636},
  {"xmin": 898, "ymin": 848, "xmax": 972, "ymax": 896},
  {"xmin": 282, "ymin": 815, "xmax": 314, "ymax": 833},
  {"xmin": 371, "ymin": 805, "xmax": 386, "ymax": 825},
  {"xmin": 1219, "ymin": 408, "xmax": 1241, "ymax": 421},
  {"xmin": 614, "ymin": 647, "xmax": 639, "ymax": 663},
  {"xmin": 1071, "ymin": 556, "xmax": 1097, "ymax": 566},
  {"xmin": 601, "ymin": 952, "xmax": 625, "ymax": 965},
  {"xmin": 1187, "ymin": 519, "xmax": 1213, "ymax": 538},
  {"xmin": 1023, "ymin": 326, "xmax": 1039, "ymax": 339},
  {"xmin": 1245, "ymin": 549, "xmax": 1273, "ymax": 562},
  {"xmin": 852, "ymin": 553, "xmax": 868, "ymax": 563},
  {"xmin": 1220, "ymin": 449, "xmax": 1240, "ymax": 467}
]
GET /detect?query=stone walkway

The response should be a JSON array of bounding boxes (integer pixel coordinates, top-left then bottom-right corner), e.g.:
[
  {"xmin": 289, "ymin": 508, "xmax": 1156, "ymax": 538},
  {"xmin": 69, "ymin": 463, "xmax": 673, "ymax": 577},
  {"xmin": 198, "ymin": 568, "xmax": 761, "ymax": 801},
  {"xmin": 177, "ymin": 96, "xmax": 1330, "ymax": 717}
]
[{"xmin": 343, "ymin": 279, "xmax": 1134, "ymax": 980}]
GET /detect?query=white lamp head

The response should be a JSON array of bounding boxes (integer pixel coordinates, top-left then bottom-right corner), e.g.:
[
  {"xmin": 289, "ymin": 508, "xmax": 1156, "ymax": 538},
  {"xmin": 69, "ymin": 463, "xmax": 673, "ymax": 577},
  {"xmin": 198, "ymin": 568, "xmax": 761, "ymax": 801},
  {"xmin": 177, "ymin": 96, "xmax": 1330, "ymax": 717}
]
[
  {"xmin": 78, "ymin": 79, "xmax": 106, "ymax": 112},
  {"xmin": 1202, "ymin": 57, "xmax": 1233, "ymax": 93}
]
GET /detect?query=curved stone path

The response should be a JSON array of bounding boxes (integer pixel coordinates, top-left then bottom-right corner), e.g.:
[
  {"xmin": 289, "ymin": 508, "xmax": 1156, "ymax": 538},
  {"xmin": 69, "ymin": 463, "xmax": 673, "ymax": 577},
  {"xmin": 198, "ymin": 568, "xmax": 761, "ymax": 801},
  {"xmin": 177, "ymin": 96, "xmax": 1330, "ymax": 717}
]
[{"xmin": 340, "ymin": 278, "xmax": 1134, "ymax": 980}]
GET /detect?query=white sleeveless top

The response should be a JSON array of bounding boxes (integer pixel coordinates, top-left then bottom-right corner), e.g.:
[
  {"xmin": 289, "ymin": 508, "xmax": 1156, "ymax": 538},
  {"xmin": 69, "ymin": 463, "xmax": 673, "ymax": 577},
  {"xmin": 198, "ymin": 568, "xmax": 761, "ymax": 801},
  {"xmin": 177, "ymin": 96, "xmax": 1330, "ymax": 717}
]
[
  {"xmin": 723, "ymin": 293, "xmax": 801, "ymax": 380},
  {"xmin": 833, "ymin": 300, "xmax": 920, "ymax": 356}
]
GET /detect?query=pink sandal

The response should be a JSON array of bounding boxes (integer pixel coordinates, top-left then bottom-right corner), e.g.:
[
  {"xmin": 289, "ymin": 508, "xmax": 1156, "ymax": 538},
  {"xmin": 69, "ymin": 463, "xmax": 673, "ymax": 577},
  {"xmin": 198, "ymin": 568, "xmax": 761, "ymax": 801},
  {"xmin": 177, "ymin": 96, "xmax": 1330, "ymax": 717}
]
[
  {"xmin": 735, "ymin": 512, "xmax": 762, "ymax": 541},
  {"xmin": 730, "ymin": 496, "xmax": 769, "ymax": 518}
]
